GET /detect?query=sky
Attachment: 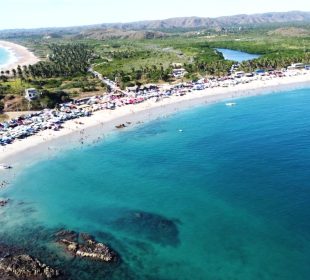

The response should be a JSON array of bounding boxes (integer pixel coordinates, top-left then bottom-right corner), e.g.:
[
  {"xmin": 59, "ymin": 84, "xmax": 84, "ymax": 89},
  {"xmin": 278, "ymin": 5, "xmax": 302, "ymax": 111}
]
[{"xmin": 0, "ymin": 0, "xmax": 310, "ymax": 30}]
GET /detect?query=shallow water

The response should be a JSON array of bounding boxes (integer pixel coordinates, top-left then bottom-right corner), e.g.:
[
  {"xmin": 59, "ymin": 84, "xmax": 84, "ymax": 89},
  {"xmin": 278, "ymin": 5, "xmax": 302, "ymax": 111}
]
[
  {"xmin": 217, "ymin": 48, "xmax": 261, "ymax": 62},
  {"xmin": 0, "ymin": 47, "xmax": 10, "ymax": 66},
  {"xmin": 1, "ymin": 87, "xmax": 310, "ymax": 279}
]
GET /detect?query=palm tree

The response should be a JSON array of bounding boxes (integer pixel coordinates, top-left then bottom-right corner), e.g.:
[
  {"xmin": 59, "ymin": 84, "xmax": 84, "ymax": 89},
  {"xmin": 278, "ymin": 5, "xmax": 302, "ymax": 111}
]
[
  {"xmin": 12, "ymin": 69, "xmax": 17, "ymax": 79},
  {"xmin": 17, "ymin": 65, "xmax": 23, "ymax": 80}
]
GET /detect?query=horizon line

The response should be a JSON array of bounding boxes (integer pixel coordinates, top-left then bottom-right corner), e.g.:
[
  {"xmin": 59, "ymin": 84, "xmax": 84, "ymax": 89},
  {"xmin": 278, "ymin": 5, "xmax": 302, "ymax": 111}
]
[{"xmin": 0, "ymin": 10, "xmax": 309, "ymax": 32}]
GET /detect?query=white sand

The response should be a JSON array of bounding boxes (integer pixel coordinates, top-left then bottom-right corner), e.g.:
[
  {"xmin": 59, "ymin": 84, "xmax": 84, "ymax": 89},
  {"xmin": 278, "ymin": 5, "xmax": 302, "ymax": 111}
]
[
  {"xmin": 1, "ymin": 71, "xmax": 310, "ymax": 165},
  {"xmin": 0, "ymin": 40, "xmax": 39, "ymax": 71}
]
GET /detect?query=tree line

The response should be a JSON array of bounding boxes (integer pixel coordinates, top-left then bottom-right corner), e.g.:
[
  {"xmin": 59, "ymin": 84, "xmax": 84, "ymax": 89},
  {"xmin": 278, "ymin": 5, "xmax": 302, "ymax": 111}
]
[
  {"xmin": 239, "ymin": 51, "xmax": 310, "ymax": 72},
  {"xmin": 3, "ymin": 43, "xmax": 94, "ymax": 80}
]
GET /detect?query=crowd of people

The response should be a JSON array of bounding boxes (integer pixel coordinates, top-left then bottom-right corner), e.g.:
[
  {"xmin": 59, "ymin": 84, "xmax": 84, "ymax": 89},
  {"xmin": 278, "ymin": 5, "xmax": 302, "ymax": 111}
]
[{"xmin": 1, "ymin": 68, "xmax": 308, "ymax": 146}]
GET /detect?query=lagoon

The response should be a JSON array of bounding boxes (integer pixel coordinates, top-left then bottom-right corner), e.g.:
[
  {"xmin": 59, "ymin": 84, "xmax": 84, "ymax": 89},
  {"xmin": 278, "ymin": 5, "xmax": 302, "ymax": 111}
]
[{"xmin": 217, "ymin": 48, "xmax": 261, "ymax": 62}]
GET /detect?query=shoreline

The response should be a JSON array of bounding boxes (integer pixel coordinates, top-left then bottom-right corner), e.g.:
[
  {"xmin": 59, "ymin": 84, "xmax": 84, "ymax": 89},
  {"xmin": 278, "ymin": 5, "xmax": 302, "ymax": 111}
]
[
  {"xmin": 0, "ymin": 40, "xmax": 39, "ymax": 71},
  {"xmin": 1, "ymin": 72, "xmax": 310, "ymax": 167}
]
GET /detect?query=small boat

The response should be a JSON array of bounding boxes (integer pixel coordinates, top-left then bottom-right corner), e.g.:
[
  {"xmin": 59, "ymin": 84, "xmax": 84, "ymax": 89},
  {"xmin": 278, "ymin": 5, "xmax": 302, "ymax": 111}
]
[
  {"xmin": 0, "ymin": 164, "xmax": 12, "ymax": 170},
  {"xmin": 225, "ymin": 102, "xmax": 236, "ymax": 107}
]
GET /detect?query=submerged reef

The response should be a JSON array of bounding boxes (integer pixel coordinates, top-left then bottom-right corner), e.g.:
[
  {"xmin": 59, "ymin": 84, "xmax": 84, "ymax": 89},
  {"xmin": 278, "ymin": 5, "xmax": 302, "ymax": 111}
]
[
  {"xmin": 111, "ymin": 210, "xmax": 181, "ymax": 247},
  {"xmin": 0, "ymin": 254, "xmax": 60, "ymax": 279}
]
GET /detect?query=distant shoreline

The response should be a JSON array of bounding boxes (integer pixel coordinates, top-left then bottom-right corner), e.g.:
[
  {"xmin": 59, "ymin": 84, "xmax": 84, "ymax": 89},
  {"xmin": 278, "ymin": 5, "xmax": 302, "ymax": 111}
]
[
  {"xmin": 1, "ymin": 71, "xmax": 310, "ymax": 168},
  {"xmin": 0, "ymin": 40, "xmax": 39, "ymax": 71}
]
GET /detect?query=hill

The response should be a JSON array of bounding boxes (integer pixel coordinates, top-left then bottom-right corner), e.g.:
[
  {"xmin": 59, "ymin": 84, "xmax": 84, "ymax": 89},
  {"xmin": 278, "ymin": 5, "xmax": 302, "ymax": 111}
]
[
  {"xmin": 98, "ymin": 11, "xmax": 310, "ymax": 30},
  {"xmin": 267, "ymin": 27, "xmax": 310, "ymax": 37},
  {"xmin": 77, "ymin": 29, "xmax": 168, "ymax": 40},
  {"xmin": 1, "ymin": 11, "xmax": 310, "ymax": 38}
]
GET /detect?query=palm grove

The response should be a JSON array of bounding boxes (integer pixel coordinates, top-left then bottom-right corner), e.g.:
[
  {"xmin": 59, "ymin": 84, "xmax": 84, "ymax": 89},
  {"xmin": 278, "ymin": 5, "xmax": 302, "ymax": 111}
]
[{"xmin": 0, "ymin": 44, "xmax": 94, "ymax": 112}]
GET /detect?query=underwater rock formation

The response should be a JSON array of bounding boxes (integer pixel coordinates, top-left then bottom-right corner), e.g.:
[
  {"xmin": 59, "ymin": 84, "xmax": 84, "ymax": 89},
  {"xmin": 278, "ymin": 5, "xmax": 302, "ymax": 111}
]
[
  {"xmin": 55, "ymin": 230, "xmax": 117, "ymax": 263},
  {"xmin": 0, "ymin": 254, "xmax": 60, "ymax": 279},
  {"xmin": 111, "ymin": 210, "xmax": 181, "ymax": 247}
]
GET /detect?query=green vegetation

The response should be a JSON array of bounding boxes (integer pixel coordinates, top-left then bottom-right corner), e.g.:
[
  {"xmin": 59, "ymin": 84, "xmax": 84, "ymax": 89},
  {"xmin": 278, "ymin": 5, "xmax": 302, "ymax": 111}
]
[
  {"xmin": 206, "ymin": 29, "xmax": 310, "ymax": 71},
  {"xmin": 0, "ymin": 43, "xmax": 106, "ymax": 112},
  {"xmin": 239, "ymin": 51, "xmax": 310, "ymax": 72},
  {"xmin": 0, "ymin": 23, "xmax": 309, "ymax": 115},
  {"xmin": 91, "ymin": 38, "xmax": 235, "ymax": 88},
  {"xmin": 18, "ymin": 43, "xmax": 94, "ymax": 79},
  {"xmin": 91, "ymin": 28, "xmax": 309, "ymax": 85},
  {"xmin": 30, "ymin": 90, "xmax": 71, "ymax": 109}
]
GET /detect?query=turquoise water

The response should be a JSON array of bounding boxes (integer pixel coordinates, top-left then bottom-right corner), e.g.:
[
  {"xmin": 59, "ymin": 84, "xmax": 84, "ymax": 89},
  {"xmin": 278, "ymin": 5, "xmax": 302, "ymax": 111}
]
[
  {"xmin": 1, "ymin": 87, "xmax": 310, "ymax": 279},
  {"xmin": 217, "ymin": 48, "xmax": 261, "ymax": 62},
  {"xmin": 0, "ymin": 47, "xmax": 10, "ymax": 65}
]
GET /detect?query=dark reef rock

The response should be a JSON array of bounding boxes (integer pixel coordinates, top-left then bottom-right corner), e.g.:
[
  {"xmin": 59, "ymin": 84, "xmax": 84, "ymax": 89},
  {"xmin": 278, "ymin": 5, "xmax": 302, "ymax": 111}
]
[
  {"xmin": 55, "ymin": 230, "xmax": 117, "ymax": 263},
  {"xmin": 55, "ymin": 230, "xmax": 78, "ymax": 243},
  {"xmin": 0, "ymin": 243, "xmax": 19, "ymax": 259},
  {"xmin": 0, "ymin": 199, "xmax": 9, "ymax": 207},
  {"xmin": 0, "ymin": 254, "xmax": 60, "ymax": 279},
  {"xmin": 111, "ymin": 210, "xmax": 181, "ymax": 247},
  {"xmin": 0, "ymin": 225, "xmax": 139, "ymax": 280}
]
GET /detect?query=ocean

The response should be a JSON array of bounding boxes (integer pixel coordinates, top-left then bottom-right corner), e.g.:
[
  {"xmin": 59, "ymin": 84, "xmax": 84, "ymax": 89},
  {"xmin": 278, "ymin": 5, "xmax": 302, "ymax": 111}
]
[
  {"xmin": 0, "ymin": 47, "xmax": 10, "ymax": 66},
  {"xmin": 1, "ymin": 86, "xmax": 310, "ymax": 279}
]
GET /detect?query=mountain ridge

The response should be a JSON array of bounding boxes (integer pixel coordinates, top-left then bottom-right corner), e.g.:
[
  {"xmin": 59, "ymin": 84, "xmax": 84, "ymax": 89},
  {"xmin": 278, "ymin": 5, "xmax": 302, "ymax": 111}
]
[
  {"xmin": 97, "ymin": 11, "xmax": 310, "ymax": 30},
  {"xmin": 0, "ymin": 11, "xmax": 309, "ymax": 37}
]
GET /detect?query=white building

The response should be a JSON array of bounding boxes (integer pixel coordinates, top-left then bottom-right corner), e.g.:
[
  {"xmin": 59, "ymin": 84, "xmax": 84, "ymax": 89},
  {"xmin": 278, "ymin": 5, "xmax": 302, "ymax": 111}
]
[
  {"xmin": 234, "ymin": 71, "xmax": 245, "ymax": 77},
  {"xmin": 25, "ymin": 88, "xmax": 40, "ymax": 101},
  {"xmin": 172, "ymin": 68, "xmax": 187, "ymax": 78},
  {"xmin": 287, "ymin": 63, "xmax": 305, "ymax": 70}
]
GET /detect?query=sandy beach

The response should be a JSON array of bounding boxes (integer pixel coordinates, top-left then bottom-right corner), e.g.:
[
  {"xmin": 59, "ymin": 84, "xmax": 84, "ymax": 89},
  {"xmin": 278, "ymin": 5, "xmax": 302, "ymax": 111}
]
[
  {"xmin": 1, "ymin": 71, "xmax": 310, "ymax": 166},
  {"xmin": 0, "ymin": 40, "xmax": 39, "ymax": 71}
]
